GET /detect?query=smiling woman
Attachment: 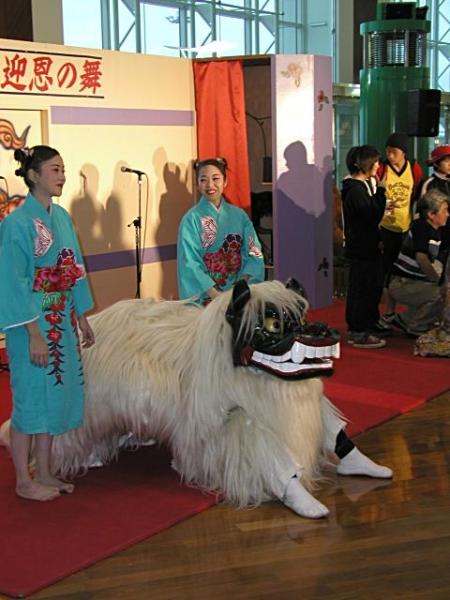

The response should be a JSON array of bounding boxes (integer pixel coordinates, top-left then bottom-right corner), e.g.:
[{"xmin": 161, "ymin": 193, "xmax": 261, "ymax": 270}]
[
  {"xmin": 177, "ymin": 157, "xmax": 265, "ymax": 304},
  {"xmin": 0, "ymin": 145, "xmax": 95, "ymax": 502}
]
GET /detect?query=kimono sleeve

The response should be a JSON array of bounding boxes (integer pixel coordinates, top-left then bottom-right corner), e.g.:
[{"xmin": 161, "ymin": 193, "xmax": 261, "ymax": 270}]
[
  {"xmin": 0, "ymin": 217, "xmax": 39, "ymax": 331},
  {"xmin": 67, "ymin": 215, "xmax": 94, "ymax": 316},
  {"xmin": 239, "ymin": 212, "xmax": 265, "ymax": 284},
  {"xmin": 177, "ymin": 212, "xmax": 215, "ymax": 301}
]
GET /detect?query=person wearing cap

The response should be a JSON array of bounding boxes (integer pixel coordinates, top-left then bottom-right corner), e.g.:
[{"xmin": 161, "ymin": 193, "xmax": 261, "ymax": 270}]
[
  {"xmin": 376, "ymin": 132, "xmax": 423, "ymax": 327},
  {"xmin": 422, "ymin": 145, "xmax": 450, "ymax": 198},
  {"xmin": 421, "ymin": 145, "xmax": 450, "ymax": 258}
]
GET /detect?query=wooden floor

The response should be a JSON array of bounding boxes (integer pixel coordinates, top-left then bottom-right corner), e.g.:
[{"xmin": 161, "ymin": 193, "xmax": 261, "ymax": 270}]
[{"xmin": 4, "ymin": 392, "xmax": 450, "ymax": 600}]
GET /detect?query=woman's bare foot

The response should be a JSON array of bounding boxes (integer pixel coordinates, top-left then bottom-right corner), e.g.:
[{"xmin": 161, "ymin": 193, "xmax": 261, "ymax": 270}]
[
  {"xmin": 16, "ymin": 481, "xmax": 61, "ymax": 502},
  {"xmin": 35, "ymin": 475, "xmax": 75, "ymax": 494}
]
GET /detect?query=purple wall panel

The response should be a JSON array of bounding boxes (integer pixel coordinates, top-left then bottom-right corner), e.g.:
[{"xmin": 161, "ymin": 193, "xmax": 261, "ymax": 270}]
[{"xmin": 51, "ymin": 106, "xmax": 194, "ymax": 126}]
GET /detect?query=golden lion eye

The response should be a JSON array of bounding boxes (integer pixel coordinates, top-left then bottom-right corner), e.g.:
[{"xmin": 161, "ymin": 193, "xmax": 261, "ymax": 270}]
[{"xmin": 264, "ymin": 317, "xmax": 282, "ymax": 333}]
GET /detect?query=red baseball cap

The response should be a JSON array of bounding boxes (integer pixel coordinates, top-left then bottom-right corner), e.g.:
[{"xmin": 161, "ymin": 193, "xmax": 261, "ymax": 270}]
[{"xmin": 426, "ymin": 145, "xmax": 450, "ymax": 165}]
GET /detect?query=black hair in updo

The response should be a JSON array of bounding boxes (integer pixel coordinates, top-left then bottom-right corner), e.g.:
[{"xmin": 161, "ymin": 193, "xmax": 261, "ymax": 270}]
[
  {"xmin": 14, "ymin": 145, "xmax": 60, "ymax": 190},
  {"xmin": 193, "ymin": 157, "xmax": 228, "ymax": 180}
]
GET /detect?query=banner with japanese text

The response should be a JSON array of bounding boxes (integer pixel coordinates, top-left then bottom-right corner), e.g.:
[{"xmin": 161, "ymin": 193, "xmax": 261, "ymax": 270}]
[{"xmin": 0, "ymin": 46, "xmax": 103, "ymax": 98}]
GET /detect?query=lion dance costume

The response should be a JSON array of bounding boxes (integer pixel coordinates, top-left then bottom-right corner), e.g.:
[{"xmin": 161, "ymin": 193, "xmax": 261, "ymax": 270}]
[{"xmin": 1, "ymin": 280, "xmax": 393, "ymax": 518}]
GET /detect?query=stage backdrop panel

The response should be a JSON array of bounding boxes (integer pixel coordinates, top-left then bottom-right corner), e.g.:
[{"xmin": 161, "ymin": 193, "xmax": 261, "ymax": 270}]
[
  {"xmin": 0, "ymin": 39, "xmax": 197, "ymax": 309},
  {"xmin": 271, "ymin": 54, "xmax": 333, "ymax": 308}
]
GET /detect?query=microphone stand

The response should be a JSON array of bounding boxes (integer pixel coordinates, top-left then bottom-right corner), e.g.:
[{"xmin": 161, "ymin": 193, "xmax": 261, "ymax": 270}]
[{"xmin": 127, "ymin": 172, "xmax": 143, "ymax": 298}]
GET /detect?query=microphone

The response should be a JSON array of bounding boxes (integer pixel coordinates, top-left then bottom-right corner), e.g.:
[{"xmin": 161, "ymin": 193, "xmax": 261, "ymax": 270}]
[{"xmin": 121, "ymin": 166, "xmax": 146, "ymax": 176}]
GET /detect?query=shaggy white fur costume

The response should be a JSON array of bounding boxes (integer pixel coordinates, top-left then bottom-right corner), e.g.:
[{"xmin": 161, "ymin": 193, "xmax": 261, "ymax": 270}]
[{"xmin": 0, "ymin": 281, "xmax": 392, "ymax": 517}]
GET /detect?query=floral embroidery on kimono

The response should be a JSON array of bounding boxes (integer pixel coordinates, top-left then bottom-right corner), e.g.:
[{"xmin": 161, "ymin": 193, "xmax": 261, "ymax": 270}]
[
  {"xmin": 0, "ymin": 193, "xmax": 94, "ymax": 434},
  {"xmin": 201, "ymin": 216, "xmax": 217, "ymax": 248},
  {"xmin": 33, "ymin": 218, "xmax": 53, "ymax": 256},
  {"xmin": 177, "ymin": 196, "xmax": 265, "ymax": 304}
]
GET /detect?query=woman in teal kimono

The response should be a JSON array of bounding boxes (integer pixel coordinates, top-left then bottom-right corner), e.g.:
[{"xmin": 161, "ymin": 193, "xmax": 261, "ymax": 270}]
[
  {"xmin": 177, "ymin": 157, "xmax": 265, "ymax": 304},
  {"xmin": 0, "ymin": 145, "xmax": 95, "ymax": 501}
]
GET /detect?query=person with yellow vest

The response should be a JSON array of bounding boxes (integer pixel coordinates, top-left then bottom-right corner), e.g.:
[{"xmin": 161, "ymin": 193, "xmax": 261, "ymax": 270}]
[{"xmin": 376, "ymin": 132, "xmax": 423, "ymax": 327}]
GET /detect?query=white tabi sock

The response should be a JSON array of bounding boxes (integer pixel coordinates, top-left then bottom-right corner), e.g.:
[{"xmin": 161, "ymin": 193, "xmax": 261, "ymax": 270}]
[
  {"xmin": 282, "ymin": 476, "xmax": 329, "ymax": 519},
  {"xmin": 337, "ymin": 447, "xmax": 393, "ymax": 479}
]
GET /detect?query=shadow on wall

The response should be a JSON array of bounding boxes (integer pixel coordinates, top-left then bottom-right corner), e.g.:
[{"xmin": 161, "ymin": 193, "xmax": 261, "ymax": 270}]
[
  {"xmin": 71, "ymin": 164, "xmax": 106, "ymax": 255},
  {"xmin": 104, "ymin": 162, "xmax": 133, "ymax": 253},
  {"xmin": 70, "ymin": 156, "xmax": 194, "ymax": 307},
  {"xmin": 70, "ymin": 163, "xmax": 135, "ymax": 309},
  {"xmin": 153, "ymin": 147, "xmax": 193, "ymax": 300},
  {"xmin": 276, "ymin": 141, "xmax": 333, "ymax": 304},
  {"xmin": 72, "ymin": 162, "xmax": 132, "ymax": 255}
]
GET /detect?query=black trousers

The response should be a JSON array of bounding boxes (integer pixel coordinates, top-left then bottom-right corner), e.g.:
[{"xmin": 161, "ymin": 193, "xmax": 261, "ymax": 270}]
[
  {"xmin": 380, "ymin": 227, "xmax": 406, "ymax": 287},
  {"xmin": 345, "ymin": 255, "xmax": 384, "ymax": 333}
]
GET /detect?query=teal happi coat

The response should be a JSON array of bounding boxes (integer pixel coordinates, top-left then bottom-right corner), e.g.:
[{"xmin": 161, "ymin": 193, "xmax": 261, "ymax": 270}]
[
  {"xmin": 177, "ymin": 196, "xmax": 265, "ymax": 304},
  {"xmin": 0, "ymin": 193, "xmax": 94, "ymax": 434}
]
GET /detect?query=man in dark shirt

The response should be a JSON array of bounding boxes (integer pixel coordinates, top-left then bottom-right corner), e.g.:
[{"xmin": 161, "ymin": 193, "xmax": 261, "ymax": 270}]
[{"xmin": 388, "ymin": 189, "xmax": 449, "ymax": 337}]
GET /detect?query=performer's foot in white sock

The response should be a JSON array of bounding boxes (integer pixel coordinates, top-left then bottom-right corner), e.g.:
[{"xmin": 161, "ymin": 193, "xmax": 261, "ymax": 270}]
[
  {"xmin": 282, "ymin": 476, "xmax": 329, "ymax": 519},
  {"xmin": 337, "ymin": 447, "xmax": 393, "ymax": 479}
]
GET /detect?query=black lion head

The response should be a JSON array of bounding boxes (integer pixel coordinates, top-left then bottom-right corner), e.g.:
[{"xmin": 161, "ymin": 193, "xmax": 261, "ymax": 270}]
[{"xmin": 225, "ymin": 279, "xmax": 340, "ymax": 380}]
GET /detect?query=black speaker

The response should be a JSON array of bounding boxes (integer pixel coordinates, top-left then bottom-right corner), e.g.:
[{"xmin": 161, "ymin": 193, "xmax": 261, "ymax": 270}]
[
  {"xmin": 403, "ymin": 89, "xmax": 441, "ymax": 137},
  {"xmin": 383, "ymin": 2, "xmax": 415, "ymax": 19}
]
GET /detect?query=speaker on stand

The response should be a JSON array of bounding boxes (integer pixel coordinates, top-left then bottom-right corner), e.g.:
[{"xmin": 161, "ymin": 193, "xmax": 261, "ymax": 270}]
[{"xmin": 400, "ymin": 89, "xmax": 441, "ymax": 137}]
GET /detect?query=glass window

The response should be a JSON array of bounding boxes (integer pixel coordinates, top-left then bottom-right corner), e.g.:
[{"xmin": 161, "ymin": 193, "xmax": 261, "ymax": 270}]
[
  {"xmin": 217, "ymin": 15, "xmax": 246, "ymax": 56},
  {"xmin": 141, "ymin": 4, "xmax": 181, "ymax": 56},
  {"xmin": 281, "ymin": 0, "xmax": 298, "ymax": 22},
  {"xmin": 194, "ymin": 6, "xmax": 213, "ymax": 49},
  {"xmin": 225, "ymin": 0, "xmax": 245, "ymax": 6},
  {"xmin": 62, "ymin": 0, "xmax": 103, "ymax": 49},
  {"xmin": 260, "ymin": 1, "xmax": 276, "ymax": 12},
  {"xmin": 279, "ymin": 25, "xmax": 299, "ymax": 54},
  {"xmin": 259, "ymin": 17, "xmax": 276, "ymax": 54},
  {"xmin": 117, "ymin": 0, "xmax": 137, "ymax": 52}
]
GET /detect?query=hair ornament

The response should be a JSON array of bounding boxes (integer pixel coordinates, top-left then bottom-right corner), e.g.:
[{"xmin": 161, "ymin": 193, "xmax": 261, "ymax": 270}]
[{"xmin": 194, "ymin": 157, "xmax": 228, "ymax": 172}]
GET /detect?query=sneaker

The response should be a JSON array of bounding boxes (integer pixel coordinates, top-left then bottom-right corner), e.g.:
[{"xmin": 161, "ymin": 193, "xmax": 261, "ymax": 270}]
[
  {"xmin": 347, "ymin": 331, "xmax": 357, "ymax": 345},
  {"xmin": 379, "ymin": 312, "xmax": 396, "ymax": 326},
  {"xmin": 352, "ymin": 334, "xmax": 386, "ymax": 349},
  {"xmin": 370, "ymin": 321, "xmax": 393, "ymax": 336}
]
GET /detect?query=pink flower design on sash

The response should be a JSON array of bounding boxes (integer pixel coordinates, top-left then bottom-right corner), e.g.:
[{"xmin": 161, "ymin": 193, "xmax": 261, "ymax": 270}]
[
  {"xmin": 33, "ymin": 218, "xmax": 53, "ymax": 257},
  {"xmin": 248, "ymin": 237, "xmax": 263, "ymax": 258},
  {"xmin": 201, "ymin": 216, "xmax": 217, "ymax": 248}
]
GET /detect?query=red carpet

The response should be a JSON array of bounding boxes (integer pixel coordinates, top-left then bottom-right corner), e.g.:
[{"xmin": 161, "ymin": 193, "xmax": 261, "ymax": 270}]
[
  {"xmin": 0, "ymin": 366, "xmax": 217, "ymax": 598},
  {"xmin": 309, "ymin": 299, "xmax": 450, "ymax": 436},
  {"xmin": 1, "ymin": 305, "xmax": 449, "ymax": 597}
]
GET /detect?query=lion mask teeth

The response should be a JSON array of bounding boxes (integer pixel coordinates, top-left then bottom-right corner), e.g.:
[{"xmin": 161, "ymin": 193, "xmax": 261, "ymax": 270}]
[{"xmin": 252, "ymin": 341, "xmax": 340, "ymax": 368}]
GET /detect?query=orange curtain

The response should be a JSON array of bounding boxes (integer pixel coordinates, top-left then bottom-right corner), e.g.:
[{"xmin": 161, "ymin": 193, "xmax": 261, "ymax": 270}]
[{"xmin": 193, "ymin": 60, "xmax": 251, "ymax": 214}]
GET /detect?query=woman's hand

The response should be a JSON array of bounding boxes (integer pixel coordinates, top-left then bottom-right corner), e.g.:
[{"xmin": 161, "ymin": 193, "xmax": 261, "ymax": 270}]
[
  {"xmin": 208, "ymin": 286, "xmax": 221, "ymax": 300},
  {"xmin": 78, "ymin": 315, "xmax": 95, "ymax": 348},
  {"xmin": 26, "ymin": 322, "xmax": 49, "ymax": 367}
]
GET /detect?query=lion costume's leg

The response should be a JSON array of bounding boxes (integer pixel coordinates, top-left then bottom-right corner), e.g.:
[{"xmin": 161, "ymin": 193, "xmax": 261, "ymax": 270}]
[
  {"xmin": 281, "ymin": 475, "xmax": 329, "ymax": 518},
  {"xmin": 172, "ymin": 392, "xmax": 332, "ymax": 519},
  {"xmin": 218, "ymin": 409, "xmax": 330, "ymax": 519},
  {"xmin": 321, "ymin": 397, "xmax": 393, "ymax": 479}
]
